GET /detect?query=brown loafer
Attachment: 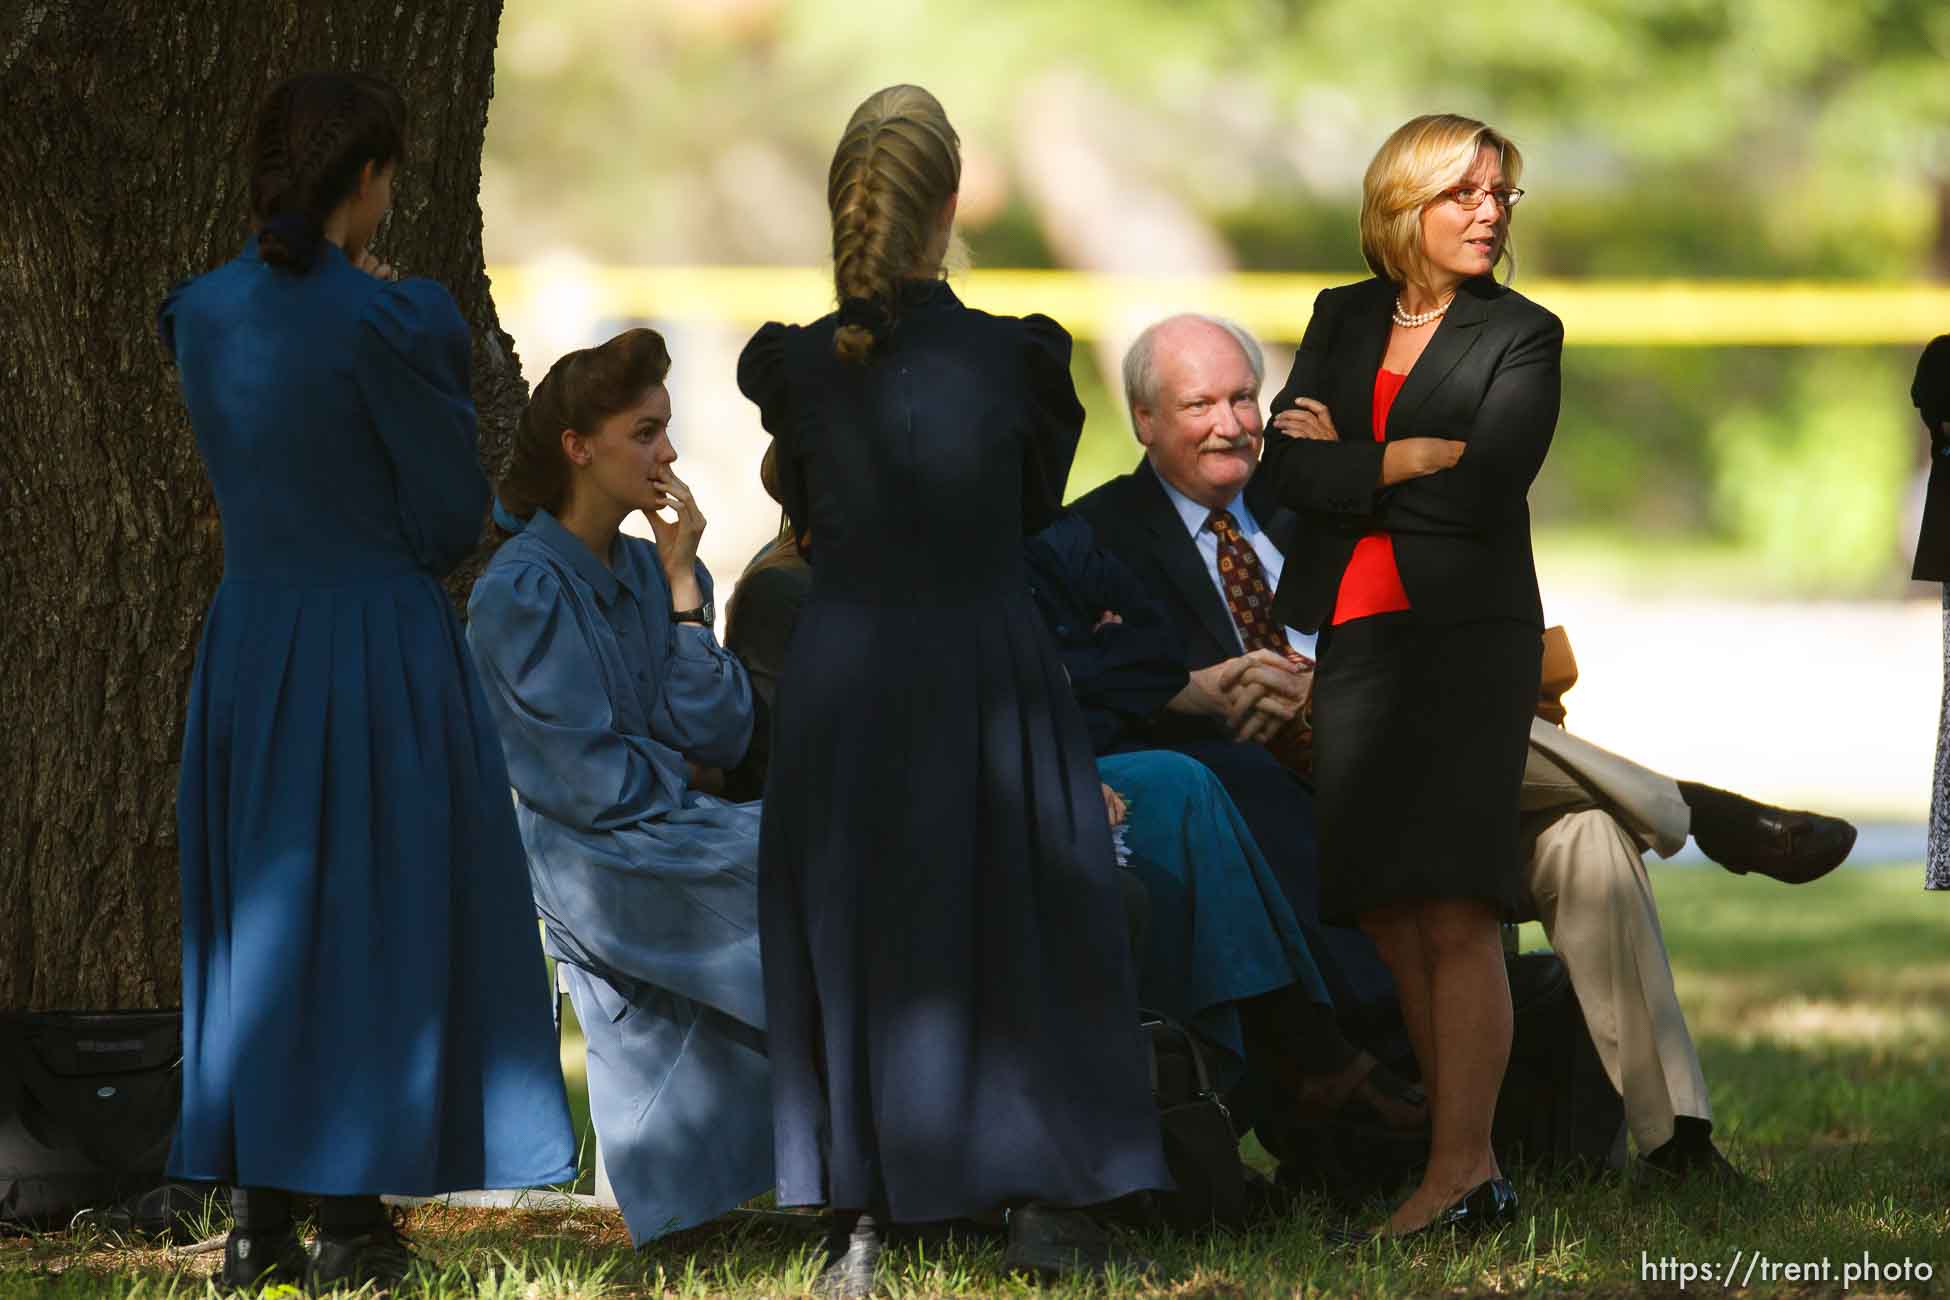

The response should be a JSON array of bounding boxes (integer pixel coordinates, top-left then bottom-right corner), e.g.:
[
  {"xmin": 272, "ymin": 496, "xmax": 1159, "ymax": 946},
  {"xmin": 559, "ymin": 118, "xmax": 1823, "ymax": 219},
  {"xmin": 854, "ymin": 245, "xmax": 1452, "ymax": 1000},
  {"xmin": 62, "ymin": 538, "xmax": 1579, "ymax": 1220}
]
[{"xmin": 1680, "ymin": 782, "xmax": 1858, "ymax": 885}]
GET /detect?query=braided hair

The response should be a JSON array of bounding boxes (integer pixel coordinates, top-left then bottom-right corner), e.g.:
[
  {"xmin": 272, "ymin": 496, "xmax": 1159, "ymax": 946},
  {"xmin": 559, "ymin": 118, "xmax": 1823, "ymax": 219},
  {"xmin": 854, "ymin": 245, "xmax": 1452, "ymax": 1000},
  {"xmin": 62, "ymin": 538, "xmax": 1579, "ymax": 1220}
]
[
  {"xmin": 249, "ymin": 71, "xmax": 406, "ymax": 273},
  {"xmin": 826, "ymin": 85, "xmax": 961, "ymax": 364},
  {"xmin": 494, "ymin": 328, "xmax": 674, "ymax": 530}
]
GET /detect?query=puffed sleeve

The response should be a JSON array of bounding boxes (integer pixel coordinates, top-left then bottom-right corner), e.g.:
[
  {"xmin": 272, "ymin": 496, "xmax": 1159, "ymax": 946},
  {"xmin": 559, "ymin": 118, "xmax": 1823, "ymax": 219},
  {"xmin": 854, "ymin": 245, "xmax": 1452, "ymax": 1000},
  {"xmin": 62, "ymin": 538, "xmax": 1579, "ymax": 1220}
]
[
  {"xmin": 352, "ymin": 279, "xmax": 490, "ymax": 576},
  {"xmin": 1257, "ymin": 286, "xmax": 1387, "ymax": 522},
  {"xmin": 1377, "ymin": 309, "xmax": 1562, "ymax": 534},
  {"xmin": 647, "ymin": 561, "xmax": 756, "ymax": 769},
  {"xmin": 156, "ymin": 278, "xmax": 190, "ymax": 363},
  {"xmin": 736, "ymin": 323, "xmax": 812, "ymax": 543},
  {"xmin": 467, "ymin": 560, "xmax": 688, "ymax": 832},
  {"xmin": 1021, "ymin": 314, "xmax": 1087, "ymax": 534}
]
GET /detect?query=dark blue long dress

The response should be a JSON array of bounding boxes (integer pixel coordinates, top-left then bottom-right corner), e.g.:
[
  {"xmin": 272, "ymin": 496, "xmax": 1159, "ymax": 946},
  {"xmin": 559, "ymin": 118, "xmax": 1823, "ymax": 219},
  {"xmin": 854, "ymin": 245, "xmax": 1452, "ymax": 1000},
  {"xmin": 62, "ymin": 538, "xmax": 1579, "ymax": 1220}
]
[
  {"xmin": 160, "ymin": 239, "xmax": 577, "ymax": 1195},
  {"xmin": 738, "ymin": 282, "xmax": 1170, "ymax": 1222}
]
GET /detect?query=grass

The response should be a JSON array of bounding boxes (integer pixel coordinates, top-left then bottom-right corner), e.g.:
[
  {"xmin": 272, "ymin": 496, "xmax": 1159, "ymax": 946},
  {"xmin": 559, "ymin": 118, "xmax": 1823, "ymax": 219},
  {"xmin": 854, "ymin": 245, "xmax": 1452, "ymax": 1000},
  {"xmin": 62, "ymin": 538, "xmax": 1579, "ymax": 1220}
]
[{"xmin": 5, "ymin": 864, "xmax": 1946, "ymax": 1297}]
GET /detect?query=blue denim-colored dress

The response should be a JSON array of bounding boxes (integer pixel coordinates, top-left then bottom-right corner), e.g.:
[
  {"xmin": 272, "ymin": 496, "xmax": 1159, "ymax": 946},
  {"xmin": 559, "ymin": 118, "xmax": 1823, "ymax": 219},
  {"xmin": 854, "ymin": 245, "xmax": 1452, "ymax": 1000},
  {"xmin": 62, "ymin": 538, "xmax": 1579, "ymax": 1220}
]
[
  {"xmin": 161, "ymin": 239, "xmax": 577, "ymax": 1195},
  {"xmin": 467, "ymin": 511, "xmax": 770, "ymax": 1244}
]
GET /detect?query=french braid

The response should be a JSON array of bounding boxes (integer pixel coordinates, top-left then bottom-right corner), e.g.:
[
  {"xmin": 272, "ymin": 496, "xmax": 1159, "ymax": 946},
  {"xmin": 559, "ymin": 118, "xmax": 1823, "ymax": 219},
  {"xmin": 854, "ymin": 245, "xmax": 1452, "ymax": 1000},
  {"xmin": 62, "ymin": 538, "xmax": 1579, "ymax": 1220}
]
[
  {"xmin": 248, "ymin": 71, "xmax": 405, "ymax": 272},
  {"xmin": 826, "ymin": 85, "xmax": 961, "ymax": 364}
]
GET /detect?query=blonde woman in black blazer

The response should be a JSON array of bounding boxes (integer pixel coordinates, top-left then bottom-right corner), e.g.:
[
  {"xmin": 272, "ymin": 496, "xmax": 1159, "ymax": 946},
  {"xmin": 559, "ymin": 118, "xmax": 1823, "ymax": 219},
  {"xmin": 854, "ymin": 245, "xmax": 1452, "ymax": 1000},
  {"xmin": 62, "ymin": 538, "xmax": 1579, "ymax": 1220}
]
[
  {"xmin": 1914, "ymin": 336, "xmax": 1950, "ymax": 890},
  {"xmin": 1252, "ymin": 114, "xmax": 1560, "ymax": 1242}
]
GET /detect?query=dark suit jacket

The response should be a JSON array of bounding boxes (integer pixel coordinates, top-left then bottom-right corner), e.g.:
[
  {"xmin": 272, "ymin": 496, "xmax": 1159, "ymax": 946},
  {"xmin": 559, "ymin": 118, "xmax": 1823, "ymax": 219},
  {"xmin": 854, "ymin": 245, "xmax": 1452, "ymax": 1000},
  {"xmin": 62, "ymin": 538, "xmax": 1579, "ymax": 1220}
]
[
  {"xmin": 1246, "ymin": 274, "xmax": 1561, "ymax": 634},
  {"xmin": 1070, "ymin": 459, "xmax": 1300, "ymax": 744},
  {"xmin": 1913, "ymin": 335, "xmax": 1950, "ymax": 582},
  {"xmin": 1024, "ymin": 513, "xmax": 1189, "ymax": 753}
]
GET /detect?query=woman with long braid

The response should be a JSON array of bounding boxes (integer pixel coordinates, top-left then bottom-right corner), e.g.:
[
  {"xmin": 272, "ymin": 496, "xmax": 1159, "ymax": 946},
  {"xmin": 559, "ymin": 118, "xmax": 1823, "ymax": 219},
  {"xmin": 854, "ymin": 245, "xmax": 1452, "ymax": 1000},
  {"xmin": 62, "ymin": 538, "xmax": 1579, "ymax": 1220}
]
[
  {"xmin": 159, "ymin": 71, "xmax": 575, "ymax": 1293},
  {"xmin": 738, "ymin": 85, "xmax": 1169, "ymax": 1294}
]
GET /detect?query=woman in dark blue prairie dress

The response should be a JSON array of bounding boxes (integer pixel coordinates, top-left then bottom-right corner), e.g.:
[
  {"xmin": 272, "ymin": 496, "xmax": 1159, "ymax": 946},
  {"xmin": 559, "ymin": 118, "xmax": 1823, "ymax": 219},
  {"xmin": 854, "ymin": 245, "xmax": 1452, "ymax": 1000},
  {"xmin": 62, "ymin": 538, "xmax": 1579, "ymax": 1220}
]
[
  {"xmin": 160, "ymin": 71, "xmax": 575, "ymax": 1293},
  {"xmin": 738, "ymin": 84, "xmax": 1169, "ymax": 1293}
]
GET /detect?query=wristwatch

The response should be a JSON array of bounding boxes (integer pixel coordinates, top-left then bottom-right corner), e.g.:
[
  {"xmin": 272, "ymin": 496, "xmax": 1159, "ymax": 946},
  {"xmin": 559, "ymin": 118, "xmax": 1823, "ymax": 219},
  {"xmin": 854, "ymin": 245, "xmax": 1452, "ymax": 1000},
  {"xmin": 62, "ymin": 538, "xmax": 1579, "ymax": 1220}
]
[{"xmin": 672, "ymin": 602, "xmax": 713, "ymax": 626}]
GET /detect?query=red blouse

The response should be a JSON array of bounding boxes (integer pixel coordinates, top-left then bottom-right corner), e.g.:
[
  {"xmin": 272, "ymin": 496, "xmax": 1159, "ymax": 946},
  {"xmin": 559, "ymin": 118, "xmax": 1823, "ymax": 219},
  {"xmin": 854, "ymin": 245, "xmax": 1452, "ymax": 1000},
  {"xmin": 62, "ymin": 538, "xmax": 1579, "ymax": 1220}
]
[{"xmin": 1328, "ymin": 368, "xmax": 1414, "ymax": 625}]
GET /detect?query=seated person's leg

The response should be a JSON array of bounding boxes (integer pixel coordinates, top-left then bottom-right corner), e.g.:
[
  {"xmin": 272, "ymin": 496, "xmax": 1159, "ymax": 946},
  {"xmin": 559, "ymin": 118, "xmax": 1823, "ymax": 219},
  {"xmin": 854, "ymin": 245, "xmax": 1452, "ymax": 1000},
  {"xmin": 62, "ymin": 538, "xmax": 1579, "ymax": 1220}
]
[
  {"xmin": 562, "ymin": 963, "xmax": 773, "ymax": 1242},
  {"xmin": 1520, "ymin": 808, "xmax": 1740, "ymax": 1182},
  {"xmin": 1528, "ymin": 720, "xmax": 1855, "ymax": 883},
  {"xmin": 1103, "ymin": 749, "xmax": 1425, "ymax": 1140},
  {"xmin": 1145, "ymin": 736, "xmax": 1398, "ymax": 1015}
]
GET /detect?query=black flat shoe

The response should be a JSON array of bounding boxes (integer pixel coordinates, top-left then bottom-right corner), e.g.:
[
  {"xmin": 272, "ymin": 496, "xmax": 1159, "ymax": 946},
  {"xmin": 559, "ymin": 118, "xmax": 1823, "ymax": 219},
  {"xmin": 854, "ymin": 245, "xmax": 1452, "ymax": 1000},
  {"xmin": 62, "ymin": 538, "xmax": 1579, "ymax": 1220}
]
[
  {"xmin": 1426, "ymin": 1176, "xmax": 1519, "ymax": 1235},
  {"xmin": 1330, "ymin": 1177, "xmax": 1519, "ymax": 1249}
]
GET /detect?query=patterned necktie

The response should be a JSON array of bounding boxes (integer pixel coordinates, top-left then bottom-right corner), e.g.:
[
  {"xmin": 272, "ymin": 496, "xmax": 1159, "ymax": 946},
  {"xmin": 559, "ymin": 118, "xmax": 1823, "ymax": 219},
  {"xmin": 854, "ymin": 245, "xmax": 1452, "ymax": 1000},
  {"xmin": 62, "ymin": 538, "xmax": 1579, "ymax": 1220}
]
[{"xmin": 1208, "ymin": 509, "xmax": 1308, "ymax": 667}]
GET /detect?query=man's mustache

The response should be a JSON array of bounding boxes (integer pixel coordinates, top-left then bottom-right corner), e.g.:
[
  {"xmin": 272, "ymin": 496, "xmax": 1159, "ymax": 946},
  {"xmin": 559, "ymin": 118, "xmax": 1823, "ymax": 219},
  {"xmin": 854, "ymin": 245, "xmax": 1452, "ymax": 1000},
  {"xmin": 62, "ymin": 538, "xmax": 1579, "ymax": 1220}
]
[{"xmin": 1198, "ymin": 432, "xmax": 1257, "ymax": 454}]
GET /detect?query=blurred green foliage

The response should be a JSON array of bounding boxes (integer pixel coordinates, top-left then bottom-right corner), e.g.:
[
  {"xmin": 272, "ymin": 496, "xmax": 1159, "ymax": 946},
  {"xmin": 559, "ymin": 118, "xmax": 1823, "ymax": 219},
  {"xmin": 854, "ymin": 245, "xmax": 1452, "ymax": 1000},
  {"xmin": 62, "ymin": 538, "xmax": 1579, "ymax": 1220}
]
[{"xmin": 483, "ymin": 0, "xmax": 1950, "ymax": 593}]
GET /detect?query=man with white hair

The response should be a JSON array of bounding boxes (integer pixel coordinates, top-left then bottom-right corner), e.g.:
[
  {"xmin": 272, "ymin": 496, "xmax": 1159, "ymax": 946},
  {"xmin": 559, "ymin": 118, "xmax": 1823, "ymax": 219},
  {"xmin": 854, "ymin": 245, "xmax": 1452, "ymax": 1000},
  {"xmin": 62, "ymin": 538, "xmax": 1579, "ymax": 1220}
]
[{"xmin": 1070, "ymin": 312, "xmax": 1856, "ymax": 1182}]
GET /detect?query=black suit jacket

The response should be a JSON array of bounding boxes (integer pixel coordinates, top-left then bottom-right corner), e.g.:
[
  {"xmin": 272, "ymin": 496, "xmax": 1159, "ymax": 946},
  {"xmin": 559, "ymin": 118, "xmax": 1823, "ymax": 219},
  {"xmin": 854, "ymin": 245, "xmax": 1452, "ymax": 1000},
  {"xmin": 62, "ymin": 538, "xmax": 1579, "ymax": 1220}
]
[
  {"xmin": 1913, "ymin": 335, "xmax": 1950, "ymax": 582},
  {"xmin": 1070, "ymin": 459, "xmax": 1301, "ymax": 744},
  {"xmin": 1247, "ymin": 275, "xmax": 1561, "ymax": 633}
]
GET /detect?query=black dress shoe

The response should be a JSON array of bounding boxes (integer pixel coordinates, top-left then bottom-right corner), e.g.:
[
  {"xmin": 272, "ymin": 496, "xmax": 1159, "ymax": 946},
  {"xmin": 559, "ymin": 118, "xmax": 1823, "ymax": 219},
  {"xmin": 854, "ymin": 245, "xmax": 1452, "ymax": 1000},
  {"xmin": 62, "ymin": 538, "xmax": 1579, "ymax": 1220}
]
[
  {"xmin": 812, "ymin": 1213, "xmax": 882, "ymax": 1299},
  {"xmin": 1679, "ymin": 782, "xmax": 1858, "ymax": 885},
  {"xmin": 1638, "ymin": 1118, "xmax": 1754, "ymax": 1191},
  {"xmin": 218, "ymin": 1226, "xmax": 310, "ymax": 1293},
  {"xmin": 1331, "ymin": 1177, "xmax": 1519, "ymax": 1248}
]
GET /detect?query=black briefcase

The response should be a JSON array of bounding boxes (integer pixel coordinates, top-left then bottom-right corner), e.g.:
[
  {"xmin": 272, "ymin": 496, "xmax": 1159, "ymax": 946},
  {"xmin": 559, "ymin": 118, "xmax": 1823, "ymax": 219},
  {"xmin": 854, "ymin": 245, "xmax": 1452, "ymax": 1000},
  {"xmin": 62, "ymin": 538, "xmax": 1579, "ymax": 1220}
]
[{"xmin": 0, "ymin": 1010, "xmax": 183, "ymax": 1226}]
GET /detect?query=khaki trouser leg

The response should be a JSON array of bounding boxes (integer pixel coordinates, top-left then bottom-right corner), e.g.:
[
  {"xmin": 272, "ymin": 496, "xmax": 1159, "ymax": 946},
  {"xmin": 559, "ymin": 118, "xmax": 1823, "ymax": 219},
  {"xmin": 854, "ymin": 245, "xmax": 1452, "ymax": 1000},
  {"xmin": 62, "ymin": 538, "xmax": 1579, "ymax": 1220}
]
[
  {"xmin": 1525, "ymin": 719, "xmax": 1692, "ymax": 858},
  {"xmin": 1517, "ymin": 808, "xmax": 1712, "ymax": 1153}
]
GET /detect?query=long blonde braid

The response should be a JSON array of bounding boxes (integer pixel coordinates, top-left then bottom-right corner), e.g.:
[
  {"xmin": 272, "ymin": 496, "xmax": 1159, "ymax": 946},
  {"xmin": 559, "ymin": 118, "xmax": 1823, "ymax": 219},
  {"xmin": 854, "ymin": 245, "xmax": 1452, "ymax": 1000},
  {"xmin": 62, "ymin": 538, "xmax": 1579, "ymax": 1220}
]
[{"xmin": 827, "ymin": 85, "xmax": 961, "ymax": 364}]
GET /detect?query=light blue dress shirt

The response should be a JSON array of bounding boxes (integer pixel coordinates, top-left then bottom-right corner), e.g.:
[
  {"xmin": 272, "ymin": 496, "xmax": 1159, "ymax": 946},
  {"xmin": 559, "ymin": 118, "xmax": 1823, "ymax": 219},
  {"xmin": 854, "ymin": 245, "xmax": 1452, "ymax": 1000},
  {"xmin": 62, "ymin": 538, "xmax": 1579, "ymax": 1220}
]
[{"xmin": 1154, "ymin": 474, "xmax": 1319, "ymax": 661}]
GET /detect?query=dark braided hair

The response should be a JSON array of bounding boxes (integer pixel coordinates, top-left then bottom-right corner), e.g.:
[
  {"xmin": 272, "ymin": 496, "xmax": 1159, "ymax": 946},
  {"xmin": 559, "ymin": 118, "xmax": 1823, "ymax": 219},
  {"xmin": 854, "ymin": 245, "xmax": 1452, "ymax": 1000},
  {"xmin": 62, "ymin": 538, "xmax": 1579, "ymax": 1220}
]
[
  {"xmin": 495, "ymin": 329, "xmax": 674, "ymax": 529},
  {"xmin": 250, "ymin": 71, "xmax": 406, "ymax": 273},
  {"xmin": 827, "ymin": 85, "xmax": 961, "ymax": 364}
]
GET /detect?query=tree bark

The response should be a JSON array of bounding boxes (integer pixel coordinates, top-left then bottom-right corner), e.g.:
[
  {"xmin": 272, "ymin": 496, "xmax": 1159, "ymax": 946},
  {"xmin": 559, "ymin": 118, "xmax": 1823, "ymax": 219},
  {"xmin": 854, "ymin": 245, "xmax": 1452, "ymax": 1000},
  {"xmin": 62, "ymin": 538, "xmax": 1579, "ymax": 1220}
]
[{"xmin": 0, "ymin": 0, "xmax": 522, "ymax": 1009}]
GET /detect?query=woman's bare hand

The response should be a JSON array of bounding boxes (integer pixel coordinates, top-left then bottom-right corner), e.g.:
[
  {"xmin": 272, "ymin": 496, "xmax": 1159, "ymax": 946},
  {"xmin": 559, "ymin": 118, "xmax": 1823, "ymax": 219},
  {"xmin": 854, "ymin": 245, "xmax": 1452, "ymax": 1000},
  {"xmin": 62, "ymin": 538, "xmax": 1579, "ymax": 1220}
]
[
  {"xmin": 351, "ymin": 248, "xmax": 398, "ymax": 282},
  {"xmin": 1380, "ymin": 438, "xmax": 1465, "ymax": 486},
  {"xmin": 1271, "ymin": 398, "xmax": 1340, "ymax": 442},
  {"xmin": 1101, "ymin": 783, "xmax": 1127, "ymax": 828},
  {"xmin": 649, "ymin": 469, "xmax": 707, "ymax": 609}
]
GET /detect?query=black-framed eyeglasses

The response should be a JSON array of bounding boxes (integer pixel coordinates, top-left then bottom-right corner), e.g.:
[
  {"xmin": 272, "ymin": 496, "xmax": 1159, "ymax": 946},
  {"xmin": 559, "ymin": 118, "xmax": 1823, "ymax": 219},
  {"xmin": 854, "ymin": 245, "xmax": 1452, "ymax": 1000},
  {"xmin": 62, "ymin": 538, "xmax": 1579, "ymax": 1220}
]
[{"xmin": 1441, "ymin": 186, "xmax": 1525, "ymax": 210}]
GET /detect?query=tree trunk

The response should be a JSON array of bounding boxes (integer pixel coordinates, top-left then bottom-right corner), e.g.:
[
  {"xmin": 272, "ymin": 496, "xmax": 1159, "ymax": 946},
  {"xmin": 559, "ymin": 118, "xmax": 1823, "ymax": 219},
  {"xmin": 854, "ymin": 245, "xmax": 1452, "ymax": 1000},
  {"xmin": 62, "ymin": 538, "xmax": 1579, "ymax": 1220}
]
[{"xmin": 0, "ymin": 0, "xmax": 523, "ymax": 1009}]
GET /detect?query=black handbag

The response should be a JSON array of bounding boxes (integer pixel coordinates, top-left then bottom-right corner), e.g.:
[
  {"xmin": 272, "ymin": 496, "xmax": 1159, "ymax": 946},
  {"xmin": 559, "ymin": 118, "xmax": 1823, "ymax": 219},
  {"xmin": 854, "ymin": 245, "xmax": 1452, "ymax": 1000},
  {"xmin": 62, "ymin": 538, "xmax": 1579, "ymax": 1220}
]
[
  {"xmin": 0, "ymin": 1010, "xmax": 184, "ymax": 1226},
  {"xmin": 1142, "ymin": 1014, "xmax": 1252, "ymax": 1232}
]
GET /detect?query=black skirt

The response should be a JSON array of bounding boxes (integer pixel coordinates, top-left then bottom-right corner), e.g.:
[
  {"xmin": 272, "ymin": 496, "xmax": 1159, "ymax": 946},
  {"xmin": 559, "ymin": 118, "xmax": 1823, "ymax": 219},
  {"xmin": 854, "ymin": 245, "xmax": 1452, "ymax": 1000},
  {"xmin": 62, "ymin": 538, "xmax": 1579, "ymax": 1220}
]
[{"xmin": 1310, "ymin": 611, "xmax": 1541, "ymax": 926}]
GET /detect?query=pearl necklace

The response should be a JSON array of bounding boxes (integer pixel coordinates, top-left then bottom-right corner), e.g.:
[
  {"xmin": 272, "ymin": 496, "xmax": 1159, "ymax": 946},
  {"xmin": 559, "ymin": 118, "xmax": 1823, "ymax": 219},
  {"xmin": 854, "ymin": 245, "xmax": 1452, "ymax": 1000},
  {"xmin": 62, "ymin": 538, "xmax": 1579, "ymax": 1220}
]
[{"xmin": 1392, "ymin": 294, "xmax": 1453, "ymax": 328}]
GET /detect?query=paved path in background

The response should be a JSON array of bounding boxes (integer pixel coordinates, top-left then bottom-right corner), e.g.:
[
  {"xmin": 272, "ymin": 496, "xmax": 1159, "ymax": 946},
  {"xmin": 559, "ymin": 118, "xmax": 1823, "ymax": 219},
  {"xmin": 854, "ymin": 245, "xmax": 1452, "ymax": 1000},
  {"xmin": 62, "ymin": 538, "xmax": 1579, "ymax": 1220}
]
[{"xmin": 1539, "ymin": 582, "xmax": 1938, "ymax": 822}]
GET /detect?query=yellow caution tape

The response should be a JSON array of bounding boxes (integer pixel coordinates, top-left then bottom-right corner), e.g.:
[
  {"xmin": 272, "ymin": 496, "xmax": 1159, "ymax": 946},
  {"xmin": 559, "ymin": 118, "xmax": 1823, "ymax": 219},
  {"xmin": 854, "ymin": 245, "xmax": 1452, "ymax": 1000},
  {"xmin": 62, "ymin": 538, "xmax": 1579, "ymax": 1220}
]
[{"xmin": 485, "ymin": 265, "xmax": 1950, "ymax": 347}]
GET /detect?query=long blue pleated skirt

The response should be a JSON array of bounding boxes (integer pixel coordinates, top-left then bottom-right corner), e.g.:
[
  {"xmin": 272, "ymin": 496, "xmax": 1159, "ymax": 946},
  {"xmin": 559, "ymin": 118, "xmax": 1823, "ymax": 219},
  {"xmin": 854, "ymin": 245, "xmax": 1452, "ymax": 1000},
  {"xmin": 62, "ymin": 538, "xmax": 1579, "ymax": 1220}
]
[{"xmin": 171, "ymin": 571, "xmax": 578, "ymax": 1195}]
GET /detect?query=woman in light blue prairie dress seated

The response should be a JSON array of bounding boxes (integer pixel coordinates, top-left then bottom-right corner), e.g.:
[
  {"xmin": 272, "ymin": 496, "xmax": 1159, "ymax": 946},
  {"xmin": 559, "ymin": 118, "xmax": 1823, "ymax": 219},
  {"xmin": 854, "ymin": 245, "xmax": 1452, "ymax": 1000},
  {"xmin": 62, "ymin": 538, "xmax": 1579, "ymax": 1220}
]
[
  {"xmin": 161, "ymin": 70, "xmax": 576, "ymax": 1294},
  {"xmin": 466, "ymin": 327, "xmax": 771, "ymax": 1245}
]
